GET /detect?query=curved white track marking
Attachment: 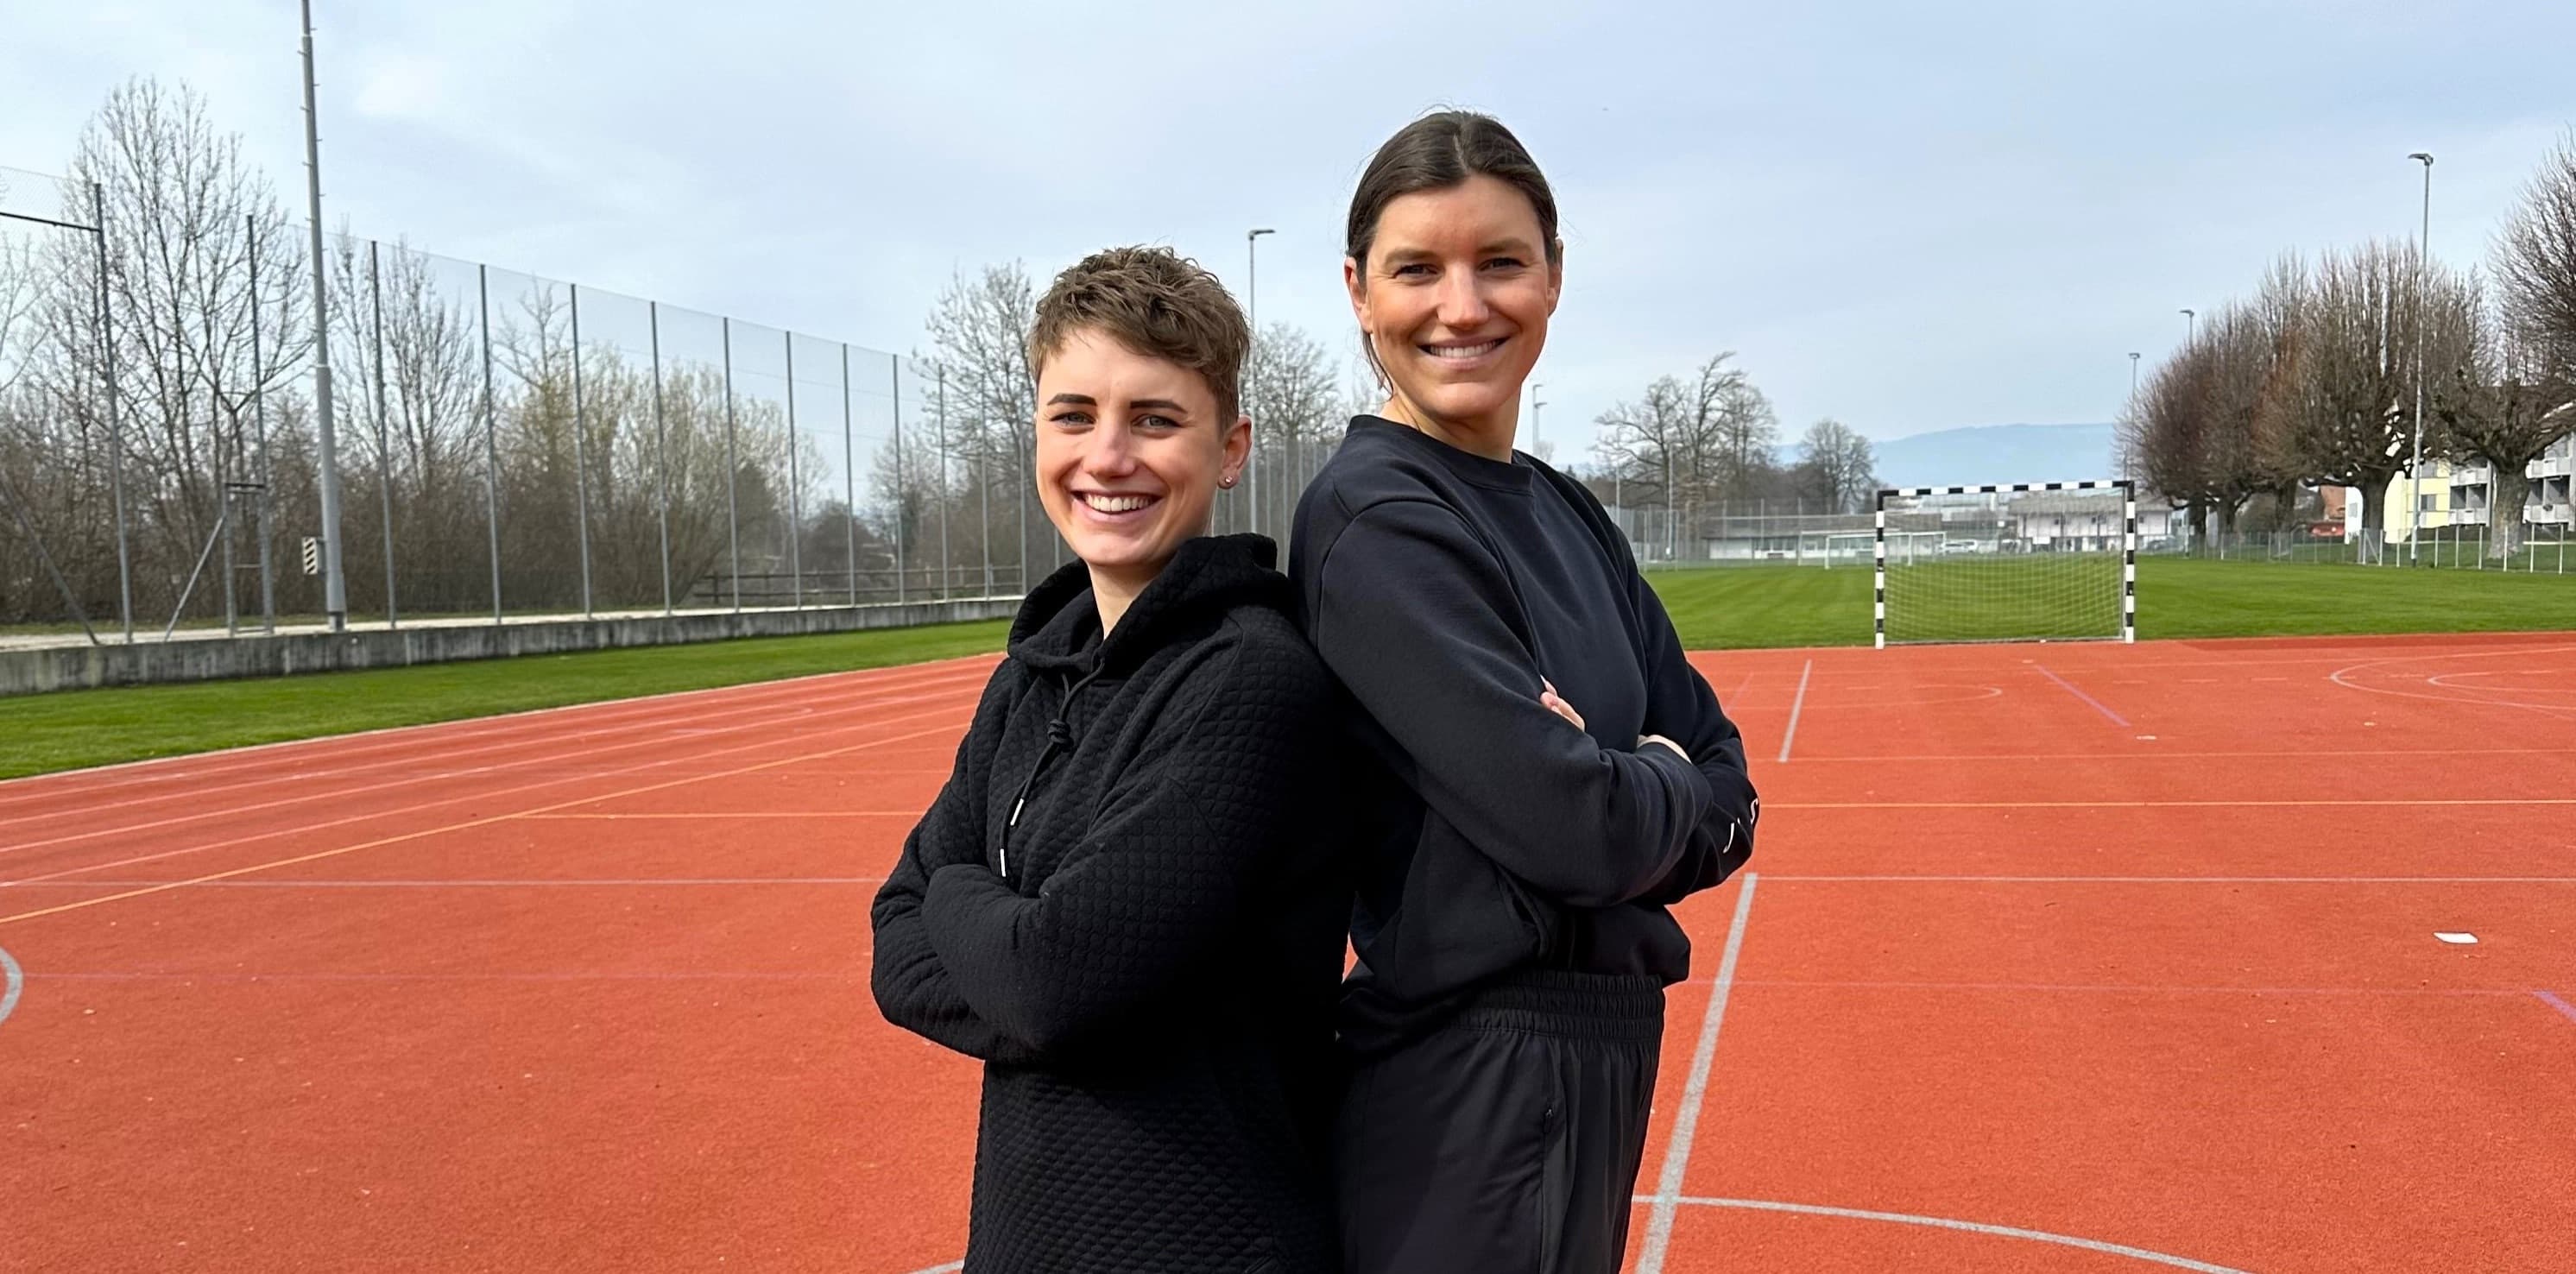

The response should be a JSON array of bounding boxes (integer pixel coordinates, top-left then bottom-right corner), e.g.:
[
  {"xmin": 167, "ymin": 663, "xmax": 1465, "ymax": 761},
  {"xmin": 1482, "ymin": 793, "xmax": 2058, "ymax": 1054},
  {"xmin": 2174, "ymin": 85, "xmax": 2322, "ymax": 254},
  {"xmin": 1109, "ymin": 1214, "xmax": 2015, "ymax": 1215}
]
[
  {"xmin": 0, "ymin": 945, "xmax": 22, "ymax": 1025},
  {"xmin": 898, "ymin": 1263, "xmax": 963, "ymax": 1274},
  {"xmin": 2327, "ymin": 643, "xmax": 2576, "ymax": 720},
  {"xmin": 1652, "ymin": 1196, "xmax": 2258, "ymax": 1272},
  {"xmin": 2426, "ymin": 670, "xmax": 2576, "ymax": 699}
]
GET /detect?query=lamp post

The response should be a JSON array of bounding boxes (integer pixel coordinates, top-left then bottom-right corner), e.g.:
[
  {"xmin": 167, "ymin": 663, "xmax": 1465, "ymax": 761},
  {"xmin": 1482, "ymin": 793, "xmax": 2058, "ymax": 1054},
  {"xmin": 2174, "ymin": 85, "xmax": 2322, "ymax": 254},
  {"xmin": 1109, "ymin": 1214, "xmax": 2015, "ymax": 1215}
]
[
  {"xmin": 1245, "ymin": 226, "xmax": 1274, "ymax": 537},
  {"xmin": 2125, "ymin": 352, "xmax": 2141, "ymax": 480},
  {"xmin": 2180, "ymin": 308, "xmax": 2194, "ymax": 343},
  {"xmin": 2407, "ymin": 151, "xmax": 2434, "ymax": 564},
  {"xmin": 1530, "ymin": 382, "xmax": 1545, "ymax": 457}
]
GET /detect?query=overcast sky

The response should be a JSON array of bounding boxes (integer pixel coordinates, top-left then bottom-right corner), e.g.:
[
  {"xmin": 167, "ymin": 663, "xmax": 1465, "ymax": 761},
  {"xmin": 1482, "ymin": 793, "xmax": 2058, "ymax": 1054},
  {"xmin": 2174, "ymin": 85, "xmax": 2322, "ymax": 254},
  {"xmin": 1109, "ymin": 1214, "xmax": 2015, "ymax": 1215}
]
[{"xmin": 6, "ymin": 1, "xmax": 2571, "ymax": 456}]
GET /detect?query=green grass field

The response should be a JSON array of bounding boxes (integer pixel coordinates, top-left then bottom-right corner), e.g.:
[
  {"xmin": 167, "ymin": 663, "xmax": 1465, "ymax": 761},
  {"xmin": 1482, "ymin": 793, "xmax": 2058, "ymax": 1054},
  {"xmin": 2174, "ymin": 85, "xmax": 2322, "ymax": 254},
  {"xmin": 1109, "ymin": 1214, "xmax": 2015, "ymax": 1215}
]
[
  {"xmin": 1650, "ymin": 556, "xmax": 2576, "ymax": 647},
  {"xmin": 4, "ymin": 557, "xmax": 2573, "ymax": 779},
  {"xmin": 0, "ymin": 619, "xmax": 1007, "ymax": 780}
]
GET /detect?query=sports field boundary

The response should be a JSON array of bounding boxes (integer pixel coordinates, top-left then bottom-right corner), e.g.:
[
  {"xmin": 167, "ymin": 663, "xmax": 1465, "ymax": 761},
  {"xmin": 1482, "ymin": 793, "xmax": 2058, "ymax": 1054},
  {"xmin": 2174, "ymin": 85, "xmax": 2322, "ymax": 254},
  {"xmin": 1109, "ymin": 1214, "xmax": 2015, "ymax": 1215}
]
[{"xmin": 1, "ymin": 596, "xmax": 1017, "ymax": 697}]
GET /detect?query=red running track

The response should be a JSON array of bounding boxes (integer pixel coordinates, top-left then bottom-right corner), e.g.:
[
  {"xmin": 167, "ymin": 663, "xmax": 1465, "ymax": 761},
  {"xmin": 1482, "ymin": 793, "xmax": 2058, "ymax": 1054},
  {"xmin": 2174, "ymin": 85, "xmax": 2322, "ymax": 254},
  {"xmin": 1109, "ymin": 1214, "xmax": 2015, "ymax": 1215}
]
[{"xmin": 3, "ymin": 634, "xmax": 2572, "ymax": 1271}]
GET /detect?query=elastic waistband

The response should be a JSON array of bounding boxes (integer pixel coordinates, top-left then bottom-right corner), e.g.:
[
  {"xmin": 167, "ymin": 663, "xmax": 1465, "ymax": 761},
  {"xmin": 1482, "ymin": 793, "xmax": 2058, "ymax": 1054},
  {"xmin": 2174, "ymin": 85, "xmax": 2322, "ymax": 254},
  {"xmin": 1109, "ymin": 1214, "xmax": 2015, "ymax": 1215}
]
[{"xmin": 1447, "ymin": 969, "xmax": 1665, "ymax": 1043}]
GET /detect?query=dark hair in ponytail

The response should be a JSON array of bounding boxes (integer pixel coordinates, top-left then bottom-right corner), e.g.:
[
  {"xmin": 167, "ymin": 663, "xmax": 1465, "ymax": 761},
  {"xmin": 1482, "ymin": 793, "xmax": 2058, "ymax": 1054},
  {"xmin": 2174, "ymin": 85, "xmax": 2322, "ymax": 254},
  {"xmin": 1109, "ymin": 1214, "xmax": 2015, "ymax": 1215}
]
[{"xmin": 1346, "ymin": 110, "xmax": 1562, "ymax": 276}]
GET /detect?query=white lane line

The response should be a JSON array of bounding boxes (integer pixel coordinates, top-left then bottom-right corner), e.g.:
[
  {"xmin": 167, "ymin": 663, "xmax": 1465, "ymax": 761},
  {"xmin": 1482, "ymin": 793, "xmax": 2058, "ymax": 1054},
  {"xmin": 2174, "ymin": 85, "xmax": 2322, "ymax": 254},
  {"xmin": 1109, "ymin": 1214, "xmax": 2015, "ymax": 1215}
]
[
  {"xmin": 1634, "ymin": 872, "xmax": 1759, "ymax": 1274},
  {"xmin": 1777, "ymin": 661, "xmax": 1814, "ymax": 763}
]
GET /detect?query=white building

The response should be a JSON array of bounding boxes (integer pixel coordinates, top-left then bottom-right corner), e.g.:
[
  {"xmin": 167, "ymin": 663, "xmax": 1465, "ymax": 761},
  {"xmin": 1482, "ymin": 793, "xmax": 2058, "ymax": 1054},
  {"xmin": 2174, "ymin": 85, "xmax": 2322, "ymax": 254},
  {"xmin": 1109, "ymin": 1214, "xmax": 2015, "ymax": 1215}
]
[
  {"xmin": 2447, "ymin": 432, "xmax": 2575, "ymax": 534},
  {"xmin": 2000, "ymin": 490, "xmax": 2175, "ymax": 551}
]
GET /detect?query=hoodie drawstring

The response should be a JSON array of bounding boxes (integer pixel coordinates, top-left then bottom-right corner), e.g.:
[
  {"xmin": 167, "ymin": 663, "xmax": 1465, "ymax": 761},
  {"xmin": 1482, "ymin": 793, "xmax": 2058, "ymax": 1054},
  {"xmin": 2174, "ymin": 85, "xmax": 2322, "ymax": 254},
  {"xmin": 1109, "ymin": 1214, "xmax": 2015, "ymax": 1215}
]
[{"xmin": 999, "ymin": 662, "xmax": 1109, "ymax": 880}]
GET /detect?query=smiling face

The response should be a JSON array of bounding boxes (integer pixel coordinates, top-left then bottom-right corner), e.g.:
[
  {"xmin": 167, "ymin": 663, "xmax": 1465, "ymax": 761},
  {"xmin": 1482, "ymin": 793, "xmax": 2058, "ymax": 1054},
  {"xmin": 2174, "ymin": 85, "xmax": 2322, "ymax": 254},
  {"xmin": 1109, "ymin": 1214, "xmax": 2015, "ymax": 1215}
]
[
  {"xmin": 1347, "ymin": 173, "xmax": 1562, "ymax": 457},
  {"xmin": 1034, "ymin": 327, "xmax": 1249, "ymax": 599}
]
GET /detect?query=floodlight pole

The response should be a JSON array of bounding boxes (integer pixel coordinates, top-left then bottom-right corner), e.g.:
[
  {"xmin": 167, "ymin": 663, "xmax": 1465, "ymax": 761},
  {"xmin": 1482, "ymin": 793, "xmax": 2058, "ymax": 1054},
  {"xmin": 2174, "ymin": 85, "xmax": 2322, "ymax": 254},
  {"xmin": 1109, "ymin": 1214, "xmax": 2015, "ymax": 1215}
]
[
  {"xmin": 2407, "ymin": 151, "xmax": 2434, "ymax": 564},
  {"xmin": 300, "ymin": 0, "xmax": 350, "ymax": 630}
]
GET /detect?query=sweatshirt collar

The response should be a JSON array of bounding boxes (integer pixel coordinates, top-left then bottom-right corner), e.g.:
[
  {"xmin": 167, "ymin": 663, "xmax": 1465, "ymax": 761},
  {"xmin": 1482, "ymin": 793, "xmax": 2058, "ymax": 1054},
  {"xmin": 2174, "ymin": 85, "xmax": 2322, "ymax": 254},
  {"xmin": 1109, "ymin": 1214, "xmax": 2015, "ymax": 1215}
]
[
  {"xmin": 1349, "ymin": 414, "xmax": 1534, "ymax": 493},
  {"xmin": 1006, "ymin": 533, "xmax": 1286, "ymax": 676}
]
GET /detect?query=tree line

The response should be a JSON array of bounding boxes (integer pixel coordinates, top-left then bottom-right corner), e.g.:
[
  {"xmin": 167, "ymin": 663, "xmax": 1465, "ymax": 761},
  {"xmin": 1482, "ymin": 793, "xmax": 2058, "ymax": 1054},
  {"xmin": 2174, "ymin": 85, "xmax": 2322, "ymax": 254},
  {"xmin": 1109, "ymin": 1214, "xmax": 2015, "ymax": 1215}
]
[
  {"xmin": 2125, "ymin": 134, "xmax": 2576, "ymax": 557},
  {"xmin": 1587, "ymin": 351, "xmax": 1880, "ymax": 528}
]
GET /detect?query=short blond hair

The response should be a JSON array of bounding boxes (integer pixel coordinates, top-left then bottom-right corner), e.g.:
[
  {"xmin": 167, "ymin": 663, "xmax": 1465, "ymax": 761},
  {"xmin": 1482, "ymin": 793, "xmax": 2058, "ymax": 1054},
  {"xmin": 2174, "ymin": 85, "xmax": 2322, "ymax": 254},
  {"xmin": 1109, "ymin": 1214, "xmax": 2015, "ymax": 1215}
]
[{"xmin": 1030, "ymin": 246, "xmax": 1251, "ymax": 423}]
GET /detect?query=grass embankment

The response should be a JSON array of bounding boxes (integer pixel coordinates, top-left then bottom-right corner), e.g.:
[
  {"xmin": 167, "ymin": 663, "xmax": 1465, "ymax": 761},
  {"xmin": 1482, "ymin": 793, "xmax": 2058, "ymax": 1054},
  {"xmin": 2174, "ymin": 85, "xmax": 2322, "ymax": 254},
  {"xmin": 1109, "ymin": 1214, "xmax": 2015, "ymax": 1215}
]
[{"xmin": 0, "ymin": 619, "xmax": 1008, "ymax": 779}]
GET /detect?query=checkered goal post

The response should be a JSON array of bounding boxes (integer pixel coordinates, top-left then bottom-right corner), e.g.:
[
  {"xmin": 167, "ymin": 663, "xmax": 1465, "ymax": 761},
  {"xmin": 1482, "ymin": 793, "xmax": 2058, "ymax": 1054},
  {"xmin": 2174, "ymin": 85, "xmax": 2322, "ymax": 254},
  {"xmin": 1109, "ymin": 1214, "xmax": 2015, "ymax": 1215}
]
[{"xmin": 1873, "ymin": 481, "xmax": 2136, "ymax": 647}]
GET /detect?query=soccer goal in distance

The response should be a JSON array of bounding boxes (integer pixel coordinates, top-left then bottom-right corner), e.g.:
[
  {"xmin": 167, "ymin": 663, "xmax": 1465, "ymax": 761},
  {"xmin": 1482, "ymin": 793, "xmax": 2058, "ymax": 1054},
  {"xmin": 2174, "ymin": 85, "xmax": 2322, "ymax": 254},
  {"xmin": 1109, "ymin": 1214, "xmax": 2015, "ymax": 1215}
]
[{"xmin": 1873, "ymin": 481, "xmax": 2136, "ymax": 647}]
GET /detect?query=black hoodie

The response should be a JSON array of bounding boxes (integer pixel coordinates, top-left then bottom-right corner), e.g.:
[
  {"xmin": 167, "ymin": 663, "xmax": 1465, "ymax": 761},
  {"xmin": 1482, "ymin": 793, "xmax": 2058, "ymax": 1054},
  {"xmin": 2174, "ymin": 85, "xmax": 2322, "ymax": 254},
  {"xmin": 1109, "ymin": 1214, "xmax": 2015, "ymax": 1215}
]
[
  {"xmin": 1289, "ymin": 417, "xmax": 1758, "ymax": 1056},
  {"xmin": 870, "ymin": 533, "xmax": 1345, "ymax": 1274}
]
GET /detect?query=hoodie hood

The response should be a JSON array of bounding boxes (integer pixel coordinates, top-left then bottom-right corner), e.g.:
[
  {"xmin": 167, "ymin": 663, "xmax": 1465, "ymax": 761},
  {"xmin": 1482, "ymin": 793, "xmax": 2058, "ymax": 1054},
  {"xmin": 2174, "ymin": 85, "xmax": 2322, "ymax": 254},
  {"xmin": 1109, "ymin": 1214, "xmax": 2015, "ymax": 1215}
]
[{"xmin": 1006, "ymin": 534, "xmax": 1290, "ymax": 678}]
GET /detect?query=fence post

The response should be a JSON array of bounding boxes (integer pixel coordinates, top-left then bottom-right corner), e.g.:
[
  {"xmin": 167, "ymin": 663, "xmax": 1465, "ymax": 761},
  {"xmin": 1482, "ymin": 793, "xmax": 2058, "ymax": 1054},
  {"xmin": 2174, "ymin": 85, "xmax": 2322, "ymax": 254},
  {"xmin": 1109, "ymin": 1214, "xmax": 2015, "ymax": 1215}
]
[
  {"xmin": 841, "ymin": 344, "xmax": 857, "ymax": 608},
  {"xmin": 92, "ymin": 182, "xmax": 133, "ymax": 642},
  {"xmin": 974, "ymin": 375, "xmax": 991, "ymax": 596},
  {"xmin": 892, "ymin": 356, "xmax": 906, "ymax": 606},
  {"xmin": 477, "ymin": 262, "xmax": 502, "ymax": 624},
  {"xmin": 937, "ymin": 368, "xmax": 950, "ymax": 601},
  {"xmin": 784, "ymin": 329, "xmax": 801, "ymax": 610},
  {"xmin": 648, "ymin": 301, "xmax": 673, "ymax": 615},
  {"xmin": 721, "ymin": 317, "xmax": 740, "ymax": 611},
  {"xmin": 1019, "ymin": 435, "xmax": 1034, "ymax": 595},
  {"xmin": 570, "ymin": 282, "xmax": 594, "ymax": 618},
  {"xmin": 369, "ymin": 240, "xmax": 397, "ymax": 628}
]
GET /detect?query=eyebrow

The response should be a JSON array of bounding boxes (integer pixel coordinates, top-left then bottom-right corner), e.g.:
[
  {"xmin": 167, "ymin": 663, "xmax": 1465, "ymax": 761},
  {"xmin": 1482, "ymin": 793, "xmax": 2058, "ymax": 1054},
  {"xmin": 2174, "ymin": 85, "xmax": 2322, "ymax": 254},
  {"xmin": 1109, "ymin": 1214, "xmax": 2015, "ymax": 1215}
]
[
  {"xmin": 1379, "ymin": 237, "xmax": 1539, "ymax": 265},
  {"xmin": 1043, "ymin": 393, "xmax": 1195, "ymax": 418}
]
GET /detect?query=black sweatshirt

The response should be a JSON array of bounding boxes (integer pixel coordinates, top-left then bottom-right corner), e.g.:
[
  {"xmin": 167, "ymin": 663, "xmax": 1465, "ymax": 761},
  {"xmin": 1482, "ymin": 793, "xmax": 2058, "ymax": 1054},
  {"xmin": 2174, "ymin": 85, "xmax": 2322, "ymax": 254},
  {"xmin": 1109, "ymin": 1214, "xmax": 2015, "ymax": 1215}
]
[
  {"xmin": 870, "ymin": 535, "xmax": 1345, "ymax": 1274},
  {"xmin": 1289, "ymin": 416, "xmax": 1758, "ymax": 1055}
]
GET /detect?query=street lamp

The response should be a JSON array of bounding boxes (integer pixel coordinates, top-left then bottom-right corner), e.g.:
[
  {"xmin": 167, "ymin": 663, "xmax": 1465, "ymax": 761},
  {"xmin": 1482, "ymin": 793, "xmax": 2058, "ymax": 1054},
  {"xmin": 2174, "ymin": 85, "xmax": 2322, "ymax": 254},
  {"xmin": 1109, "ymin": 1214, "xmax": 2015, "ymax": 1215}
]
[
  {"xmin": 1530, "ymin": 382, "xmax": 1545, "ymax": 457},
  {"xmin": 2180, "ymin": 308, "xmax": 2194, "ymax": 343},
  {"xmin": 1245, "ymin": 227, "xmax": 1275, "ymax": 537},
  {"xmin": 2128, "ymin": 351, "xmax": 2140, "ymax": 398},
  {"xmin": 2407, "ymin": 151, "xmax": 2434, "ymax": 564}
]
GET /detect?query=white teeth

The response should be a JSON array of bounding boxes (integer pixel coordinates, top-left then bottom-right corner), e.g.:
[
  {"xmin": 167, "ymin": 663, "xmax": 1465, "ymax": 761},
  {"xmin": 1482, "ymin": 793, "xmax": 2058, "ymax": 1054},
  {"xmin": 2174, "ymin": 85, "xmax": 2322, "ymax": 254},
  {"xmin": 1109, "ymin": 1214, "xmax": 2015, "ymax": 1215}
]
[
  {"xmin": 1082, "ymin": 494, "xmax": 1152, "ymax": 514},
  {"xmin": 1425, "ymin": 340, "xmax": 1501, "ymax": 361}
]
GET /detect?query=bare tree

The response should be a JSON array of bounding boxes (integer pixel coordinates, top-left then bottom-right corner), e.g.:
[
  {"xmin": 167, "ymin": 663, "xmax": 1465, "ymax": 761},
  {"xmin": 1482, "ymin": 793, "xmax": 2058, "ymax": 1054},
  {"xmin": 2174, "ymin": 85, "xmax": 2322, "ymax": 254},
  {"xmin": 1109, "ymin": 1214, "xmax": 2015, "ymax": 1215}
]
[
  {"xmin": 1592, "ymin": 375, "xmax": 1690, "ymax": 554},
  {"xmin": 1245, "ymin": 320, "xmax": 1342, "ymax": 535},
  {"xmin": 2136, "ymin": 338, "xmax": 2220, "ymax": 539},
  {"xmin": 919, "ymin": 263, "xmax": 1040, "ymax": 587},
  {"xmin": 2276, "ymin": 240, "xmax": 2475, "ymax": 533},
  {"xmin": 0, "ymin": 230, "xmax": 44, "ymax": 400},
  {"xmin": 1592, "ymin": 351, "xmax": 1781, "ymax": 554},
  {"xmin": 1695, "ymin": 354, "xmax": 1778, "ymax": 503},
  {"xmin": 15, "ymin": 78, "xmax": 313, "ymax": 625},
  {"xmin": 1796, "ymin": 418, "xmax": 1877, "ymax": 512},
  {"xmin": 2435, "ymin": 292, "xmax": 2573, "ymax": 557},
  {"xmin": 2496, "ymin": 129, "xmax": 2576, "ymax": 378}
]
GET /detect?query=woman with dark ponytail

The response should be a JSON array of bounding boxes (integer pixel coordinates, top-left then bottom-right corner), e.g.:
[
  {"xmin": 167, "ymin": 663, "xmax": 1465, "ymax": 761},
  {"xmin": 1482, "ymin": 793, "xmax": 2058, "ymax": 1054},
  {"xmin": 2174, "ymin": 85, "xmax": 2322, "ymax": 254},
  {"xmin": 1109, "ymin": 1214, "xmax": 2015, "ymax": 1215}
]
[{"xmin": 1289, "ymin": 111, "xmax": 1760, "ymax": 1273}]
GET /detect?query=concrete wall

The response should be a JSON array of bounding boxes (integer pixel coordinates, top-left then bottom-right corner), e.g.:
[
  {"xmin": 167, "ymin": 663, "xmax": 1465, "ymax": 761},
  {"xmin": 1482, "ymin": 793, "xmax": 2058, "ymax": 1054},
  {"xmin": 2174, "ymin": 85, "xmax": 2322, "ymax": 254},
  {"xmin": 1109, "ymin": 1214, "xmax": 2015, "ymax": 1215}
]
[{"xmin": 0, "ymin": 599, "xmax": 1020, "ymax": 697}]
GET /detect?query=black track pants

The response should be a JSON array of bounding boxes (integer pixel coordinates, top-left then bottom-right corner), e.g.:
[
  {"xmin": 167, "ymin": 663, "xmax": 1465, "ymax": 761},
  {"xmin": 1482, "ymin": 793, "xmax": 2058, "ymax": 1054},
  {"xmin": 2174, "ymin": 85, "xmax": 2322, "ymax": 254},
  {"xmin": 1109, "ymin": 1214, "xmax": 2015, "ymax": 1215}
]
[{"xmin": 1334, "ymin": 971, "xmax": 1665, "ymax": 1274}]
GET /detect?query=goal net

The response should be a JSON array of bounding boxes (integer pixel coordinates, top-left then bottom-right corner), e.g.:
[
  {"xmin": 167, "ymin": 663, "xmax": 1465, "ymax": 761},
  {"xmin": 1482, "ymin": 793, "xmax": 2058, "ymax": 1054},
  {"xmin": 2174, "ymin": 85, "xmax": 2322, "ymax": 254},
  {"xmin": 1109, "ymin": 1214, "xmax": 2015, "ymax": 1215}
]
[{"xmin": 1874, "ymin": 482, "xmax": 2135, "ymax": 646}]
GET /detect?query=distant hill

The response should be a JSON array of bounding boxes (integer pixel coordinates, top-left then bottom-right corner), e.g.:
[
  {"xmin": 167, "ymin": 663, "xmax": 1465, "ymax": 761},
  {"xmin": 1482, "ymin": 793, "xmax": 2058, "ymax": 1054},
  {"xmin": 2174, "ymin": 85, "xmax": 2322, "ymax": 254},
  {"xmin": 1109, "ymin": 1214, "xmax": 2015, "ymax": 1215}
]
[{"xmin": 1866, "ymin": 423, "xmax": 2116, "ymax": 490}]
